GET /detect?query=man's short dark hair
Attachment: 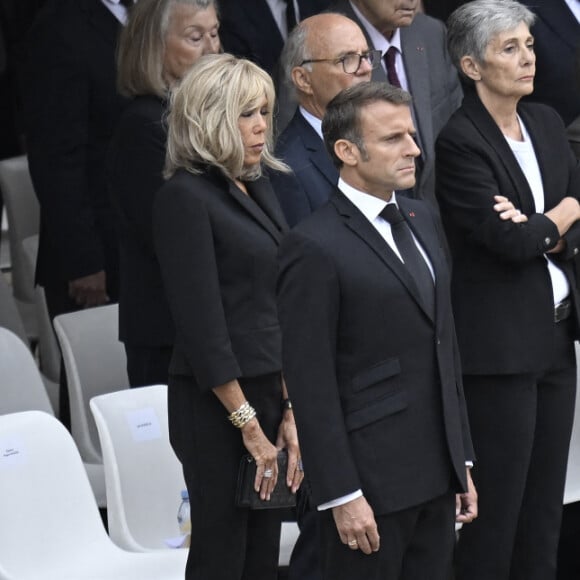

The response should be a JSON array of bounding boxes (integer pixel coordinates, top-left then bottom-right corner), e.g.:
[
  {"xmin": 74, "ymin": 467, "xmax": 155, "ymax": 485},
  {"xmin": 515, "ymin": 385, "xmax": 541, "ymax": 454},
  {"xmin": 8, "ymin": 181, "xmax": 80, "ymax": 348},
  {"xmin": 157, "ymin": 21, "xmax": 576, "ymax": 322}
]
[{"xmin": 322, "ymin": 81, "xmax": 412, "ymax": 168}]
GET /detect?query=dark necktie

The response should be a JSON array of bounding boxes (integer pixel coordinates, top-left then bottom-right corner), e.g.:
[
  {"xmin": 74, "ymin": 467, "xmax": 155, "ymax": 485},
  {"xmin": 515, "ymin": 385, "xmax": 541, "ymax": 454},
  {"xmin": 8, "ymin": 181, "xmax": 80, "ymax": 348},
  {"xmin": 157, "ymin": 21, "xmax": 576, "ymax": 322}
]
[
  {"xmin": 381, "ymin": 204, "xmax": 434, "ymax": 316},
  {"xmin": 119, "ymin": 0, "xmax": 133, "ymax": 9},
  {"xmin": 286, "ymin": 0, "xmax": 297, "ymax": 33},
  {"xmin": 384, "ymin": 46, "xmax": 402, "ymax": 88}
]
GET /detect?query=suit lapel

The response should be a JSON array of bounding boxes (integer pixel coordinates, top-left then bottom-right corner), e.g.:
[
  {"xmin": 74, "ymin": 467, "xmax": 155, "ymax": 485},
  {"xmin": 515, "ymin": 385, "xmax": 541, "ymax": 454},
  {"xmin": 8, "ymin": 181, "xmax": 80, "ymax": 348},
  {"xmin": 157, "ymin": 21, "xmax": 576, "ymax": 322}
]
[
  {"xmin": 296, "ymin": 114, "xmax": 338, "ymax": 187},
  {"xmin": 462, "ymin": 92, "xmax": 537, "ymax": 215},
  {"xmin": 332, "ymin": 192, "xmax": 433, "ymax": 320},
  {"xmin": 226, "ymin": 177, "xmax": 285, "ymax": 244},
  {"xmin": 401, "ymin": 26, "xmax": 433, "ymax": 162},
  {"xmin": 533, "ymin": 0, "xmax": 580, "ymax": 51},
  {"xmin": 83, "ymin": 0, "xmax": 121, "ymax": 46}
]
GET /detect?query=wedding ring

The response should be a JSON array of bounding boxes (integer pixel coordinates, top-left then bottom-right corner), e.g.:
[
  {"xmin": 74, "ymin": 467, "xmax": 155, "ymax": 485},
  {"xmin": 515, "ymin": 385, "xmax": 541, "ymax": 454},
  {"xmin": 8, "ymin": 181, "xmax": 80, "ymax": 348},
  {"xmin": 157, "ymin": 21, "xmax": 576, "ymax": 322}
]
[
  {"xmin": 263, "ymin": 468, "xmax": 273, "ymax": 478},
  {"xmin": 348, "ymin": 540, "xmax": 358, "ymax": 547},
  {"xmin": 297, "ymin": 459, "xmax": 304, "ymax": 472}
]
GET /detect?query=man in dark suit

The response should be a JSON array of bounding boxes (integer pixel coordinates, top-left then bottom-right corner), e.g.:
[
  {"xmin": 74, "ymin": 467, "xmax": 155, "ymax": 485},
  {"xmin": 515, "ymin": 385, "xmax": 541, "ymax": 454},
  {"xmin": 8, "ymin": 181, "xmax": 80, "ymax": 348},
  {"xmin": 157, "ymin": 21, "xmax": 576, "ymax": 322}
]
[
  {"xmin": 331, "ymin": 0, "xmax": 462, "ymax": 205},
  {"xmin": 270, "ymin": 12, "xmax": 375, "ymax": 227},
  {"xmin": 278, "ymin": 81, "xmax": 476, "ymax": 580},
  {"xmin": 520, "ymin": 0, "xmax": 580, "ymax": 126},
  {"xmin": 218, "ymin": 0, "xmax": 331, "ymax": 76},
  {"xmin": 23, "ymin": 0, "xmax": 128, "ymax": 423}
]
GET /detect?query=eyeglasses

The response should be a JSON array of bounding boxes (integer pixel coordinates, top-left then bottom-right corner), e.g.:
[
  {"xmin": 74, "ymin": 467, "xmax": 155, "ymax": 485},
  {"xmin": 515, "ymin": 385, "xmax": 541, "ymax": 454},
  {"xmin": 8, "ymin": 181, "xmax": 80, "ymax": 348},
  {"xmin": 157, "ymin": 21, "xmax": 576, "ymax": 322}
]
[{"xmin": 300, "ymin": 49, "xmax": 382, "ymax": 74}]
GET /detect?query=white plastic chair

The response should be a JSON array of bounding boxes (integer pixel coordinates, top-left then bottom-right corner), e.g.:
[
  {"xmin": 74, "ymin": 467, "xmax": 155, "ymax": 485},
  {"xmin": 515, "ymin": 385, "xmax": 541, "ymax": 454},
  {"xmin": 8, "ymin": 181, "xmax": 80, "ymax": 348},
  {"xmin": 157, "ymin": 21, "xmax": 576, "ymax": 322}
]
[
  {"xmin": 90, "ymin": 384, "xmax": 187, "ymax": 552},
  {"xmin": 0, "ymin": 411, "xmax": 186, "ymax": 580},
  {"xmin": 53, "ymin": 303, "xmax": 129, "ymax": 464},
  {"xmin": 0, "ymin": 326, "xmax": 106, "ymax": 507},
  {"xmin": 564, "ymin": 342, "xmax": 580, "ymax": 504},
  {"xmin": 0, "ymin": 155, "xmax": 39, "ymax": 339}
]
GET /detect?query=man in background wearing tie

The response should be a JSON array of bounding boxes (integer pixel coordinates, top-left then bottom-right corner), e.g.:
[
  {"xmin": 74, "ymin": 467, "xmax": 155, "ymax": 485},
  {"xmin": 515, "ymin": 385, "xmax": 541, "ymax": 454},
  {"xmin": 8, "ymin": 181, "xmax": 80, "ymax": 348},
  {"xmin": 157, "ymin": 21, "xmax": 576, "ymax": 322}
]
[
  {"xmin": 331, "ymin": 0, "xmax": 461, "ymax": 206},
  {"xmin": 278, "ymin": 81, "xmax": 477, "ymax": 580}
]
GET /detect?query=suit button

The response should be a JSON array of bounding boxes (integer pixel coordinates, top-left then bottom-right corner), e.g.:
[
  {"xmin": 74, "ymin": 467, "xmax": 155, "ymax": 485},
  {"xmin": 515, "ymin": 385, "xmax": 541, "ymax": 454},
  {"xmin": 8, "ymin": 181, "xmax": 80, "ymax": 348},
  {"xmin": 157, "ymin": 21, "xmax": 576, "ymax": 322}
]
[
  {"xmin": 436, "ymin": 338, "xmax": 441, "ymax": 345},
  {"xmin": 544, "ymin": 237, "xmax": 551, "ymax": 246},
  {"xmin": 574, "ymin": 248, "xmax": 579, "ymax": 256}
]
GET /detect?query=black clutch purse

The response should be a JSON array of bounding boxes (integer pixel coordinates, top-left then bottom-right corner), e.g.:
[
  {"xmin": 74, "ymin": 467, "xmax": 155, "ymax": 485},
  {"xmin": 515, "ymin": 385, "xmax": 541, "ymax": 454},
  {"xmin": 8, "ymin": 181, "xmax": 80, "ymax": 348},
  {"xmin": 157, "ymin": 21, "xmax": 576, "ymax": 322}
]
[{"xmin": 235, "ymin": 449, "xmax": 297, "ymax": 509}]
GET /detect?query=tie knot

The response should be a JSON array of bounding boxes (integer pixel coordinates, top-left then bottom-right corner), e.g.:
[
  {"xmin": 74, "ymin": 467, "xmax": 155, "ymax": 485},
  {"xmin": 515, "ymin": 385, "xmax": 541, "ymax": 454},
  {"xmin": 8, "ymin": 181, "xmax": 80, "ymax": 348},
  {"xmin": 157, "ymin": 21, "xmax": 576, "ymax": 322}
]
[
  {"xmin": 384, "ymin": 46, "xmax": 398, "ymax": 66},
  {"xmin": 381, "ymin": 203, "xmax": 405, "ymax": 226}
]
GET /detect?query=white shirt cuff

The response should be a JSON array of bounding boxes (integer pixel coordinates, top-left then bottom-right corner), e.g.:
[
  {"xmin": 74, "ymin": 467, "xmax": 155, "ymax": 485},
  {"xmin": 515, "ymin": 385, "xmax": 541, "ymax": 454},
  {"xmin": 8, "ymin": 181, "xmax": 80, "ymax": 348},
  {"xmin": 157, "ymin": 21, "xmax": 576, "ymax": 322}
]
[{"xmin": 317, "ymin": 489, "xmax": 363, "ymax": 511}]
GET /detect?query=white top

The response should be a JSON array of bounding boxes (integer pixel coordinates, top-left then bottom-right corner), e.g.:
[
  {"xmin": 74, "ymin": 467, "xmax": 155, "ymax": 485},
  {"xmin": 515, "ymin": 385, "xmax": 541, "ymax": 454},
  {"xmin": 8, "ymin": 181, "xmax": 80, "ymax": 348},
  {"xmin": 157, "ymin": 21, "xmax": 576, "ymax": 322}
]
[
  {"xmin": 349, "ymin": 1, "xmax": 409, "ymax": 91},
  {"xmin": 265, "ymin": 0, "xmax": 300, "ymax": 40},
  {"xmin": 563, "ymin": 0, "xmax": 580, "ymax": 24},
  {"xmin": 100, "ymin": 0, "xmax": 131, "ymax": 24},
  {"xmin": 504, "ymin": 117, "xmax": 570, "ymax": 305}
]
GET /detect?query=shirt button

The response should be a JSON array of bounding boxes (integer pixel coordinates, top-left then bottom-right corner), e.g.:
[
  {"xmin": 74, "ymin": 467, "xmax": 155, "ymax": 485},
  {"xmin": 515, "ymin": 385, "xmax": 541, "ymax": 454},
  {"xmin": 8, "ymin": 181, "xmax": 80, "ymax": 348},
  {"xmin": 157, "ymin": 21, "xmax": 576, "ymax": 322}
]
[{"xmin": 544, "ymin": 237, "xmax": 551, "ymax": 246}]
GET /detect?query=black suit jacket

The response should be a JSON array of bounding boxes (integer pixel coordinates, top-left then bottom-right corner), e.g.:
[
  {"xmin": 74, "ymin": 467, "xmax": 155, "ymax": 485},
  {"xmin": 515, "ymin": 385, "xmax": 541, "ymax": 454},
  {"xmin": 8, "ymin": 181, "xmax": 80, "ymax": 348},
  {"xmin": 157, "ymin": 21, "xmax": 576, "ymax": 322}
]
[
  {"xmin": 436, "ymin": 91, "xmax": 580, "ymax": 375},
  {"xmin": 331, "ymin": 1, "xmax": 462, "ymax": 206},
  {"xmin": 107, "ymin": 95, "xmax": 174, "ymax": 347},
  {"xmin": 520, "ymin": 0, "xmax": 580, "ymax": 126},
  {"xmin": 270, "ymin": 110, "xmax": 338, "ymax": 227},
  {"xmin": 24, "ymin": 0, "xmax": 125, "ymax": 290},
  {"xmin": 278, "ymin": 192, "xmax": 473, "ymax": 514},
  {"xmin": 154, "ymin": 168, "xmax": 288, "ymax": 392},
  {"xmin": 219, "ymin": 0, "xmax": 331, "ymax": 75}
]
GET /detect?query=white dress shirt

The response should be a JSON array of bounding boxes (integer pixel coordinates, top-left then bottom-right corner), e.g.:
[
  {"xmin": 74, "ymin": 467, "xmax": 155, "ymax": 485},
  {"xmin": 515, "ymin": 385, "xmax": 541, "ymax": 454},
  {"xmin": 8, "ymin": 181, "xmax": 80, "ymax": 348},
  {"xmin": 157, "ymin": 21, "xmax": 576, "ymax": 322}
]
[
  {"xmin": 299, "ymin": 106, "xmax": 323, "ymax": 139},
  {"xmin": 100, "ymin": 0, "xmax": 132, "ymax": 24},
  {"xmin": 265, "ymin": 0, "xmax": 300, "ymax": 40},
  {"xmin": 563, "ymin": 0, "xmax": 580, "ymax": 24}
]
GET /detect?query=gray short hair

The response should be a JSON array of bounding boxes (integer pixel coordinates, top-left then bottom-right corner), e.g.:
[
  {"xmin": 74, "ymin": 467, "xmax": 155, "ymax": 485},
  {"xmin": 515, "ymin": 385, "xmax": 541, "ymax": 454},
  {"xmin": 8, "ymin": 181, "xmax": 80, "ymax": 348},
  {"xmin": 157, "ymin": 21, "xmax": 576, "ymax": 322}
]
[
  {"xmin": 447, "ymin": 0, "xmax": 535, "ymax": 83},
  {"xmin": 117, "ymin": 0, "xmax": 218, "ymax": 98},
  {"xmin": 280, "ymin": 21, "xmax": 311, "ymax": 93},
  {"xmin": 165, "ymin": 53, "xmax": 288, "ymax": 180},
  {"xmin": 322, "ymin": 82, "xmax": 412, "ymax": 168}
]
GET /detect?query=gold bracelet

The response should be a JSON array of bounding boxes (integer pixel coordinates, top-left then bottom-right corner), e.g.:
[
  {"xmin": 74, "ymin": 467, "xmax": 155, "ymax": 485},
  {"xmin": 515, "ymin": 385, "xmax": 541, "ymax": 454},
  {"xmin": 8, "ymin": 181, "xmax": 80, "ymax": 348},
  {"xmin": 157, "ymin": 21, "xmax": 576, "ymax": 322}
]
[{"xmin": 228, "ymin": 401, "xmax": 256, "ymax": 429}]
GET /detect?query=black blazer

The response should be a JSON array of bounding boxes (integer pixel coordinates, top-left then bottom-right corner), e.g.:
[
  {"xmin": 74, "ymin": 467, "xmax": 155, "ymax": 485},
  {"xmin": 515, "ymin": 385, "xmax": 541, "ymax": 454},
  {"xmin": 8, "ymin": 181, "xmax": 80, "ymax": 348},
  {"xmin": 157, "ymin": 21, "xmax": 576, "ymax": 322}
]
[
  {"xmin": 218, "ymin": 0, "xmax": 331, "ymax": 75},
  {"xmin": 153, "ymin": 168, "xmax": 288, "ymax": 392},
  {"xmin": 436, "ymin": 91, "xmax": 580, "ymax": 375},
  {"xmin": 270, "ymin": 110, "xmax": 338, "ymax": 227},
  {"xmin": 278, "ymin": 192, "xmax": 473, "ymax": 515},
  {"xmin": 520, "ymin": 0, "xmax": 580, "ymax": 126},
  {"xmin": 24, "ymin": 0, "xmax": 125, "ymax": 289},
  {"xmin": 107, "ymin": 95, "xmax": 174, "ymax": 347},
  {"xmin": 331, "ymin": 1, "xmax": 462, "ymax": 205}
]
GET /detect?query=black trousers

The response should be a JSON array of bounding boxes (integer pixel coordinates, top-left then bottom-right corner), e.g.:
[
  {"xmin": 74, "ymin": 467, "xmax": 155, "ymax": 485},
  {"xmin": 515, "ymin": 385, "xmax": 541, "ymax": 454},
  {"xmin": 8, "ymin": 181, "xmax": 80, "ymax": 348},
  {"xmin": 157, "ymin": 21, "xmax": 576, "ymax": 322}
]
[
  {"xmin": 319, "ymin": 490, "xmax": 456, "ymax": 580},
  {"xmin": 455, "ymin": 320, "xmax": 576, "ymax": 580},
  {"xmin": 168, "ymin": 372, "xmax": 283, "ymax": 580},
  {"xmin": 124, "ymin": 344, "xmax": 172, "ymax": 388}
]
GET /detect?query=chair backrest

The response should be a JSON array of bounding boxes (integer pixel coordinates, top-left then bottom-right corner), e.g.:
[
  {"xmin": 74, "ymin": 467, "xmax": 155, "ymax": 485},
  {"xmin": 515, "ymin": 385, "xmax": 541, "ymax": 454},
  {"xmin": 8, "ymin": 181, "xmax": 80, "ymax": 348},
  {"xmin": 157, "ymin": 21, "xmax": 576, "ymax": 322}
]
[
  {"xmin": 564, "ymin": 342, "xmax": 580, "ymax": 504},
  {"xmin": 90, "ymin": 385, "xmax": 185, "ymax": 551},
  {"xmin": 0, "ymin": 274, "xmax": 28, "ymax": 345},
  {"xmin": 0, "ymin": 327, "xmax": 53, "ymax": 416},
  {"xmin": 0, "ymin": 155, "xmax": 39, "ymax": 302},
  {"xmin": 53, "ymin": 304, "xmax": 128, "ymax": 463},
  {"xmin": 0, "ymin": 411, "xmax": 109, "ymax": 577},
  {"xmin": 22, "ymin": 234, "xmax": 60, "ymax": 383}
]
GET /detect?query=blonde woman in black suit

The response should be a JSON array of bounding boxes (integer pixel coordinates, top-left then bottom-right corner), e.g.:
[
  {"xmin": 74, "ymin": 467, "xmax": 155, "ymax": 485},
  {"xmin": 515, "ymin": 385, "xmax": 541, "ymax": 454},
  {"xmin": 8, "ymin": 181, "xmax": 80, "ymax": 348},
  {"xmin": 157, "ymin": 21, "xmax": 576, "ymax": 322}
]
[{"xmin": 154, "ymin": 53, "xmax": 303, "ymax": 580}]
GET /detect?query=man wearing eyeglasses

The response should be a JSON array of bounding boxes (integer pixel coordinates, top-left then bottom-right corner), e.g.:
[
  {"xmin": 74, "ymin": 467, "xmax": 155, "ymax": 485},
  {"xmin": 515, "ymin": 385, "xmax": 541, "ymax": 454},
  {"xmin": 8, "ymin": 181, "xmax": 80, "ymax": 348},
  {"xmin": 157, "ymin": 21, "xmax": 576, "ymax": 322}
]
[
  {"xmin": 271, "ymin": 13, "xmax": 376, "ymax": 227},
  {"xmin": 331, "ymin": 0, "xmax": 462, "ymax": 207}
]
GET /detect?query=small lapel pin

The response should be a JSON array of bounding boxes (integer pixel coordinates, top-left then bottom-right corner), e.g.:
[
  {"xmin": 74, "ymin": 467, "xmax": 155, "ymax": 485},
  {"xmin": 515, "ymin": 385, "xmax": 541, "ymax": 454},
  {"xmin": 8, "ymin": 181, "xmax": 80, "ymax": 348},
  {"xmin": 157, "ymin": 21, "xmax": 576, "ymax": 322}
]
[
  {"xmin": 416, "ymin": 46, "xmax": 424, "ymax": 53},
  {"xmin": 409, "ymin": 211, "xmax": 416, "ymax": 217}
]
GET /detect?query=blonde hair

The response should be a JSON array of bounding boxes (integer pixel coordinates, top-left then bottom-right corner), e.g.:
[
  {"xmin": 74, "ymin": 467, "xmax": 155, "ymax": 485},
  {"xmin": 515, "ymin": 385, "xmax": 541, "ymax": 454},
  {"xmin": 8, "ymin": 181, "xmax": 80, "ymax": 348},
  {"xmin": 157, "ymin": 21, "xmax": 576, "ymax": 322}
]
[
  {"xmin": 117, "ymin": 0, "xmax": 217, "ymax": 98},
  {"xmin": 165, "ymin": 53, "xmax": 289, "ymax": 180}
]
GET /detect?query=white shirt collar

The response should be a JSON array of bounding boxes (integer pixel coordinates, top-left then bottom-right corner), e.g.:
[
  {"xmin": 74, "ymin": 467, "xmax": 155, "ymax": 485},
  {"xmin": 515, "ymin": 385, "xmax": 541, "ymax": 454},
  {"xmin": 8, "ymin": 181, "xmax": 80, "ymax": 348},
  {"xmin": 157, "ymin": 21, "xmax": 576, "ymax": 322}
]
[
  {"xmin": 299, "ymin": 106, "xmax": 323, "ymax": 140},
  {"xmin": 563, "ymin": 0, "xmax": 580, "ymax": 24},
  {"xmin": 349, "ymin": 0, "xmax": 403, "ymax": 57},
  {"xmin": 338, "ymin": 177, "xmax": 396, "ymax": 222},
  {"xmin": 100, "ymin": 0, "xmax": 131, "ymax": 24}
]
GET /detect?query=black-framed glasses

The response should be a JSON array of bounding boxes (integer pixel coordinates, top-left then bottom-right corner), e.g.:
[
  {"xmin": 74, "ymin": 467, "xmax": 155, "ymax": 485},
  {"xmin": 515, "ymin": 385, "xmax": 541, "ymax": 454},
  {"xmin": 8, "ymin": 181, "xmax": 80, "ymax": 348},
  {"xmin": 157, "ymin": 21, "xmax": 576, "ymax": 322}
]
[{"xmin": 300, "ymin": 49, "xmax": 381, "ymax": 74}]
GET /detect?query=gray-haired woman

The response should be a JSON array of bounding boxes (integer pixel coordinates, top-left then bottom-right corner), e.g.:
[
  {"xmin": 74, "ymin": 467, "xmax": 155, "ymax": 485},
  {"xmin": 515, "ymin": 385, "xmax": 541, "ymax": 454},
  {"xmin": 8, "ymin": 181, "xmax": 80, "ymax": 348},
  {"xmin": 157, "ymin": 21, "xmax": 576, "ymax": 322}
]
[
  {"xmin": 107, "ymin": 0, "xmax": 220, "ymax": 387},
  {"xmin": 436, "ymin": 1, "xmax": 580, "ymax": 579}
]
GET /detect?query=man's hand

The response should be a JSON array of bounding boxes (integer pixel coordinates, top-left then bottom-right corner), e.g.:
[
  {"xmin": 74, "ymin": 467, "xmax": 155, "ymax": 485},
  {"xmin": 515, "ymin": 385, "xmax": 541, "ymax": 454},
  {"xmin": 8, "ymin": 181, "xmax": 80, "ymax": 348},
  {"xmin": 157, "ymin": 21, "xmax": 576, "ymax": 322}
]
[
  {"xmin": 68, "ymin": 270, "xmax": 109, "ymax": 308},
  {"xmin": 332, "ymin": 496, "xmax": 380, "ymax": 555},
  {"xmin": 456, "ymin": 468, "xmax": 478, "ymax": 524}
]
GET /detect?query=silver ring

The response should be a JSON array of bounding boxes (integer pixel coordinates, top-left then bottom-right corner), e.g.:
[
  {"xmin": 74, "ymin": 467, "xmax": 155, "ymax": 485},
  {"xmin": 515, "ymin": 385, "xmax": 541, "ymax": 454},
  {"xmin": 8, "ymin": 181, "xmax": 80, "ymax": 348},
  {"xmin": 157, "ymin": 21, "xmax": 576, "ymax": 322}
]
[
  {"xmin": 297, "ymin": 459, "xmax": 304, "ymax": 472},
  {"xmin": 263, "ymin": 468, "xmax": 273, "ymax": 478},
  {"xmin": 348, "ymin": 540, "xmax": 358, "ymax": 547}
]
